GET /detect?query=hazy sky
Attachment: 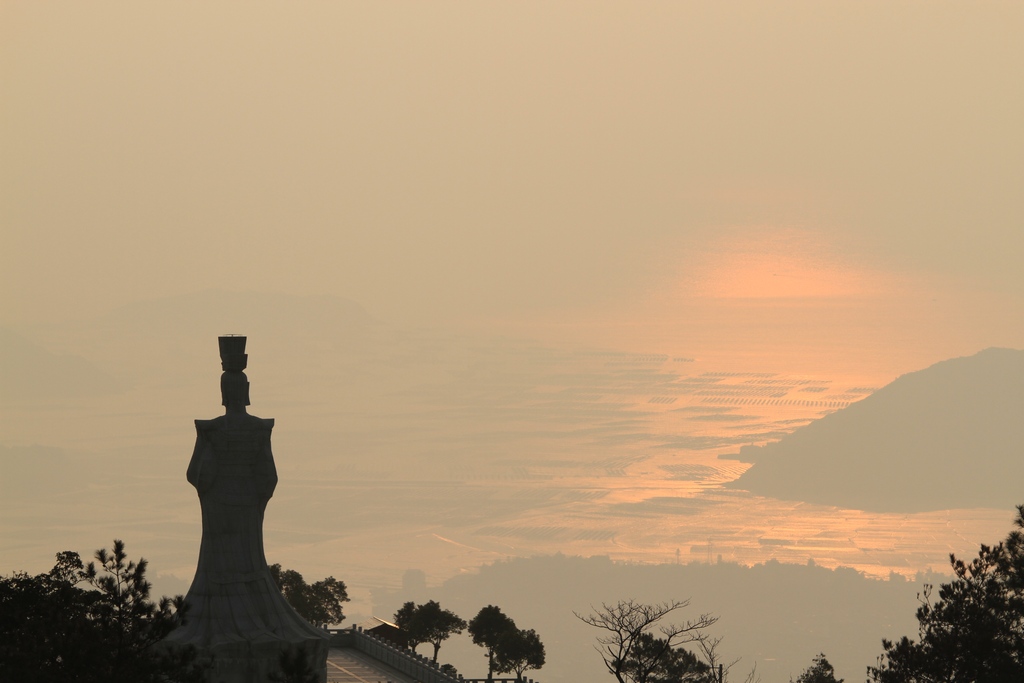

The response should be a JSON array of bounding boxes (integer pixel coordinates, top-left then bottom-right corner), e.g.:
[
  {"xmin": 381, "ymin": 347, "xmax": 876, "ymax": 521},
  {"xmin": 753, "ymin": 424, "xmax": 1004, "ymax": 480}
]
[
  {"xmin": 5, "ymin": 8, "xmax": 1024, "ymax": 678},
  {"xmin": 3, "ymin": 2, "xmax": 1023, "ymax": 343}
]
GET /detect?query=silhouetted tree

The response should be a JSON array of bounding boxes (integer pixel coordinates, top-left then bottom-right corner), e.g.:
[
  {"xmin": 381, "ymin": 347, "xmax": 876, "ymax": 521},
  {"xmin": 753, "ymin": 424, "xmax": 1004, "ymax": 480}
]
[
  {"xmin": 868, "ymin": 504, "xmax": 1024, "ymax": 682},
  {"xmin": 269, "ymin": 563, "xmax": 349, "ymax": 628},
  {"xmin": 0, "ymin": 541, "xmax": 206, "ymax": 683},
  {"xmin": 792, "ymin": 653, "xmax": 842, "ymax": 683},
  {"xmin": 693, "ymin": 636, "xmax": 760, "ymax": 683},
  {"xmin": 575, "ymin": 599, "xmax": 718, "ymax": 683},
  {"xmin": 394, "ymin": 601, "xmax": 424, "ymax": 649},
  {"xmin": 393, "ymin": 600, "xmax": 466, "ymax": 662},
  {"xmin": 493, "ymin": 627, "xmax": 546, "ymax": 681},
  {"xmin": 469, "ymin": 605, "xmax": 517, "ymax": 681},
  {"xmin": 625, "ymin": 632, "xmax": 713, "ymax": 683}
]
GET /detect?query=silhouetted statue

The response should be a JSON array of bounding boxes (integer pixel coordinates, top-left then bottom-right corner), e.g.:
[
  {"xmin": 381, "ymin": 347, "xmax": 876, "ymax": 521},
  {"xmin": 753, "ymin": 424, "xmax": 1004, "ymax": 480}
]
[{"xmin": 166, "ymin": 336, "xmax": 328, "ymax": 683}]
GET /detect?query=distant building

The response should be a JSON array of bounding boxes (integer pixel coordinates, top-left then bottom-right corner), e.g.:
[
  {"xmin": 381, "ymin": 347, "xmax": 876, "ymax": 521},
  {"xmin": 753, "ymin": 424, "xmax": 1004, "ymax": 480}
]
[{"xmin": 355, "ymin": 616, "xmax": 408, "ymax": 648}]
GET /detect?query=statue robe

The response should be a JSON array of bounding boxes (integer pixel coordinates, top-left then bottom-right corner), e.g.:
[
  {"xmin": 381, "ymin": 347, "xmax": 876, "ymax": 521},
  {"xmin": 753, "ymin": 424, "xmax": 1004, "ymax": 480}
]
[{"xmin": 166, "ymin": 412, "xmax": 329, "ymax": 683}]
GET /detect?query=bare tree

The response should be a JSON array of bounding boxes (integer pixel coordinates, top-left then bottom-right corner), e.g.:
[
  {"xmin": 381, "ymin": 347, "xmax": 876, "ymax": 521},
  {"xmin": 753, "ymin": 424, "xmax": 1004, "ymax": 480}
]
[
  {"xmin": 694, "ymin": 635, "xmax": 760, "ymax": 683},
  {"xmin": 575, "ymin": 599, "xmax": 718, "ymax": 683}
]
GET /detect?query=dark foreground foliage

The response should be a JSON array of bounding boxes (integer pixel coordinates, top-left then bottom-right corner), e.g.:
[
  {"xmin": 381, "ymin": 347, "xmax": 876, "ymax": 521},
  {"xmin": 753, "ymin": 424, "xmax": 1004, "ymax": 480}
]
[
  {"xmin": 0, "ymin": 540, "xmax": 207, "ymax": 683},
  {"xmin": 268, "ymin": 645, "xmax": 320, "ymax": 683},
  {"xmin": 868, "ymin": 504, "xmax": 1024, "ymax": 682}
]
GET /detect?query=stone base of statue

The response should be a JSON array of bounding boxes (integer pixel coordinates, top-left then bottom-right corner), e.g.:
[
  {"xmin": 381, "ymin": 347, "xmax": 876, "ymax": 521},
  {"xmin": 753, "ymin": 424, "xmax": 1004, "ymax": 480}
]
[
  {"xmin": 164, "ymin": 428, "xmax": 331, "ymax": 682},
  {"xmin": 165, "ymin": 337, "xmax": 329, "ymax": 683}
]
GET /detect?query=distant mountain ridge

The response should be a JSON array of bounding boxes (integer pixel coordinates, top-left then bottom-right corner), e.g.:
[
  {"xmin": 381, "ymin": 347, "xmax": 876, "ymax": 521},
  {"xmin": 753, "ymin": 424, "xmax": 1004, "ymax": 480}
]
[
  {"xmin": 100, "ymin": 289, "xmax": 376, "ymax": 334},
  {"xmin": 373, "ymin": 554, "xmax": 921, "ymax": 683},
  {"xmin": 20, "ymin": 289, "xmax": 380, "ymax": 383},
  {"xmin": 728, "ymin": 348, "xmax": 1024, "ymax": 512}
]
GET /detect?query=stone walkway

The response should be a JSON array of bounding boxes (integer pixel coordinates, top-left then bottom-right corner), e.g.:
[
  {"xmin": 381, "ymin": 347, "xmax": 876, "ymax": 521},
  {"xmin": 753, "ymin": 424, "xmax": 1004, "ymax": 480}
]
[{"xmin": 326, "ymin": 648, "xmax": 418, "ymax": 683}]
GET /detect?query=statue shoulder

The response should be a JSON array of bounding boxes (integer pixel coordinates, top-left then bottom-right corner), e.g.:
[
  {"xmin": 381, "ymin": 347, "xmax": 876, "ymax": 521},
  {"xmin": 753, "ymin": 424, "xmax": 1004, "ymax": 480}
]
[
  {"xmin": 243, "ymin": 412, "xmax": 274, "ymax": 429},
  {"xmin": 193, "ymin": 414, "xmax": 271, "ymax": 432},
  {"xmin": 195, "ymin": 417, "xmax": 224, "ymax": 433}
]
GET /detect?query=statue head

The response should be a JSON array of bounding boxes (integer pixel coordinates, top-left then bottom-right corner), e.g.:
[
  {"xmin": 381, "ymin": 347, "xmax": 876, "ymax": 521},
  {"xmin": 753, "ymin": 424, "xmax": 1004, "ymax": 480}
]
[
  {"xmin": 218, "ymin": 335, "xmax": 250, "ymax": 409},
  {"xmin": 220, "ymin": 371, "xmax": 250, "ymax": 408}
]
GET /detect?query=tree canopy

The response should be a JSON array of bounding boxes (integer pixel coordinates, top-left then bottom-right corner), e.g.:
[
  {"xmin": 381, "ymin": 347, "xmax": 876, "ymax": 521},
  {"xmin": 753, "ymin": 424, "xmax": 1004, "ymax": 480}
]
[
  {"xmin": 468, "ymin": 605, "xmax": 546, "ymax": 681},
  {"xmin": 393, "ymin": 600, "xmax": 466, "ymax": 662},
  {"xmin": 793, "ymin": 654, "xmax": 843, "ymax": 683},
  {"xmin": 269, "ymin": 563, "xmax": 349, "ymax": 628},
  {"xmin": 493, "ymin": 627, "xmax": 546, "ymax": 681},
  {"xmin": 626, "ymin": 632, "xmax": 714, "ymax": 683},
  {"xmin": 469, "ymin": 605, "xmax": 518, "ymax": 680},
  {"xmin": 0, "ymin": 540, "xmax": 206, "ymax": 683},
  {"xmin": 868, "ymin": 504, "xmax": 1024, "ymax": 682}
]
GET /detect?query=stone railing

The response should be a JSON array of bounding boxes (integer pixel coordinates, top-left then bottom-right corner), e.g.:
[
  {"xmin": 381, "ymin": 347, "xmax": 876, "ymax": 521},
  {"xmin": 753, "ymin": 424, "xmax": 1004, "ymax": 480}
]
[
  {"xmin": 328, "ymin": 626, "xmax": 462, "ymax": 683},
  {"xmin": 326, "ymin": 626, "xmax": 541, "ymax": 683}
]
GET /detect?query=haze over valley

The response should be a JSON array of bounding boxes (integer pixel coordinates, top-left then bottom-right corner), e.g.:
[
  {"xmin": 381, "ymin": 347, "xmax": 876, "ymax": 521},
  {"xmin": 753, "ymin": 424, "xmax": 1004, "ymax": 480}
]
[{"xmin": 2, "ymin": 290, "xmax": 1021, "ymax": 681}]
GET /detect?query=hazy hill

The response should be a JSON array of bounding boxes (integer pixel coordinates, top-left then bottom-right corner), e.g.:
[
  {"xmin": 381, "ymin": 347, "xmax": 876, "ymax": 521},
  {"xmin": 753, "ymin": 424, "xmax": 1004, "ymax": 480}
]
[
  {"xmin": 373, "ymin": 554, "xmax": 922, "ymax": 683},
  {"xmin": 728, "ymin": 347, "xmax": 1024, "ymax": 512},
  {"xmin": 0, "ymin": 326, "xmax": 123, "ymax": 401},
  {"xmin": 27, "ymin": 289, "xmax": 378, "ymax": 381}
]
